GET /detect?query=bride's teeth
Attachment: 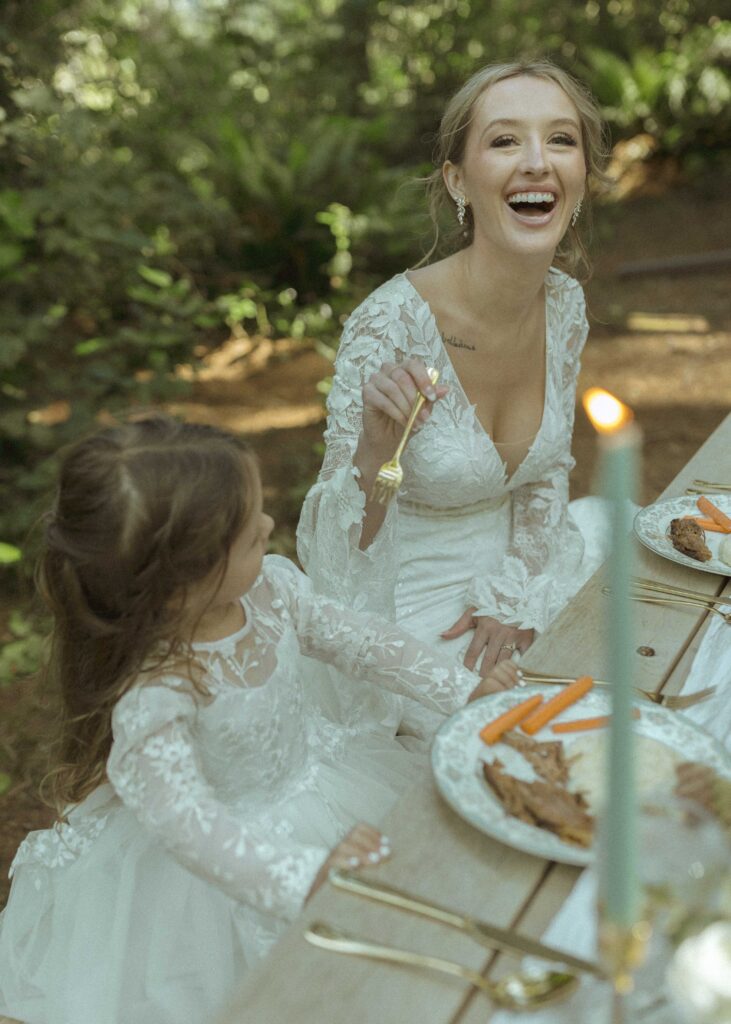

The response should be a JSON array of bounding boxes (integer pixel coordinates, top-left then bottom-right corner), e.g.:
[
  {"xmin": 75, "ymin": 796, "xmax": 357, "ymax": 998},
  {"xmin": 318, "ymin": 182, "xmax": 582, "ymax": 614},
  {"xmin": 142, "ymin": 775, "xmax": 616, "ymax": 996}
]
[{"xmin": 507, "ymin": 191, "xmax": 555, "ymax": 205}]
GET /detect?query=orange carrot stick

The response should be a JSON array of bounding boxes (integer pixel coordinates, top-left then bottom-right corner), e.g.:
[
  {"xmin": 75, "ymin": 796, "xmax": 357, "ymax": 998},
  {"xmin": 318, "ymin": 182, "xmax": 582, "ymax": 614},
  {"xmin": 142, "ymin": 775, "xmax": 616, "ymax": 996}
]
[
  {"xmin": 479, "ymin": 694, "xmax": 544, "ymax": 745},
  {"xmin": 682, "ymin": 515, "xmax": 731, "ymax": 534},
  {"xmin": 551, "ymin": 708, "xmax": 641, "ymax": 734},
  {"xmin": 520, "ymin": 676, "xmax": 594, "ymax": 735},
  {"xmin": 697, "ymin": 496, "xmax": 731, "ymax": 532}
]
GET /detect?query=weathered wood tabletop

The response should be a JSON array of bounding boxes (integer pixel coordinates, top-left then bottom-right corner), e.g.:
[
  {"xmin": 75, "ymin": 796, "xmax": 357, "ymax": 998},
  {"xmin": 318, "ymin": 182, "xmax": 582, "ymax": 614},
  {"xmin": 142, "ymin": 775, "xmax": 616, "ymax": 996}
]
[{"xmin": 219, "ymin": 412, "xmax": 731, "ymax": 1024}]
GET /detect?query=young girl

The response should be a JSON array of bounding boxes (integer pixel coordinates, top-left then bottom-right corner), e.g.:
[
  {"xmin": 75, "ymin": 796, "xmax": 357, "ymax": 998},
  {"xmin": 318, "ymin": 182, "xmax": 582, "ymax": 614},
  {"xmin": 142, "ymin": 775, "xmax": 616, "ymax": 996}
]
[{"xmin": 0, "ymin": 415, "xmax": 516, "ymax": 1024}]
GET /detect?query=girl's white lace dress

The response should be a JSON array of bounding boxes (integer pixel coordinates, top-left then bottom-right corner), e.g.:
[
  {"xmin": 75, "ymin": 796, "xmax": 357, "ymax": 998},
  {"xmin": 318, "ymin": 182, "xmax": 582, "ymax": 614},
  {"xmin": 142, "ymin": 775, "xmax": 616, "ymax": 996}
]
[
  {"xmin": 297, "ymin": 270, "xmax": 610, "ymax": 737},
  {"xmin": 0, "ymin": 557, "xmax": 478, "ymax": 1024}
]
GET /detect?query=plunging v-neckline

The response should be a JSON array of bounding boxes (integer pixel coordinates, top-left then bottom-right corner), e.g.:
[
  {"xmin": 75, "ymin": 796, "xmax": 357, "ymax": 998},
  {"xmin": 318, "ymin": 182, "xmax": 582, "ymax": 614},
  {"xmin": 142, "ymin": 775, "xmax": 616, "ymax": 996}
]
[{"xmin": 400, "ymin": 271, "xmax": 553, "ymax": 485}]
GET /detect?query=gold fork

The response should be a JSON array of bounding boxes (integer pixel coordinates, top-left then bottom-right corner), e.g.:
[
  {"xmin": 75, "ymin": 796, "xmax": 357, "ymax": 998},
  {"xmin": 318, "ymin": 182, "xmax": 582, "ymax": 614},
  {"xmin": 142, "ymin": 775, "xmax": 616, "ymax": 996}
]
[
  {"xmin": 370, "ymin": 367, "xmax": 439, "ymax": 506},
  {"xmin": 685, "ymin": 479, "xmax": 731, "ymax": 495},
  {"xmin": 603, "ymin": 586, "xmax": 731, "ymax": 624},
  {"xmin": 518, "ymin": 670, "xmax": 716, "ymax": 710},
  {"xmin": 632, "ymin": 576, "xmax": 731, "ymax": 606}
]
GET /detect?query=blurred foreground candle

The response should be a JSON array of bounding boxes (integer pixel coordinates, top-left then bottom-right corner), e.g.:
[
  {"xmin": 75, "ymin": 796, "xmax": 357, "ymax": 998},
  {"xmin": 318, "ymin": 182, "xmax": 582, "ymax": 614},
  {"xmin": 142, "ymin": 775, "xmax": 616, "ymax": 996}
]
[{"xmin": 583, "ymin": 388, "xmax": 641, "ymax": 931}]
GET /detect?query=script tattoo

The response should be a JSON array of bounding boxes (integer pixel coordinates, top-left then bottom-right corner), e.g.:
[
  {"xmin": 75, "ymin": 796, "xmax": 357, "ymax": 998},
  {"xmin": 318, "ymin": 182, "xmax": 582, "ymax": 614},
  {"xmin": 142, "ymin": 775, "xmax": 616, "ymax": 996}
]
[{"xmin": 442, "ymin": 333, "xmax": 476, "ymax": 352}]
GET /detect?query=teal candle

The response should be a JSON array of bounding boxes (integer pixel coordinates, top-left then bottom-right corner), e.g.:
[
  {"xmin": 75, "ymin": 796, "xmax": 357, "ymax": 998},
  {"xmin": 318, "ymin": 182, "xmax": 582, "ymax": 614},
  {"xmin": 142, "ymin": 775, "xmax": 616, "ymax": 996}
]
[{"xmin": 584, "ymin": 389, "xmax": 641, "ymax": 930}]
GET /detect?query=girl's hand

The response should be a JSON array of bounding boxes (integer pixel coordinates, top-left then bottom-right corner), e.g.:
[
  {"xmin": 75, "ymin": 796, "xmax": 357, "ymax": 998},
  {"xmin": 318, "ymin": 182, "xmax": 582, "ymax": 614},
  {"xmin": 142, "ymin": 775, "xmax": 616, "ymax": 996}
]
[
  {"xmin": 441, "ymin": 609, "xmax": 534, "ymax": 677},
  {"xmin": 467, "ymin": 660, "xmax": 521, "ymax": 702},
  {"xmin": 360, "ymin": 358, "xmax": 449, "ymax": 465},
  {"xmin": 306, "ymin": 823, "xmax": 391, "ymax": 901}
]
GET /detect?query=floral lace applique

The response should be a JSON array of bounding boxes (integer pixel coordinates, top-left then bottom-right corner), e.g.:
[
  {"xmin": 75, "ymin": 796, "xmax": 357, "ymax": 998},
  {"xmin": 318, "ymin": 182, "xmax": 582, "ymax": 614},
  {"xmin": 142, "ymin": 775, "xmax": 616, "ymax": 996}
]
[{"xmin": 297, "ymin": 269, "xmax": 590, "ymax": 633}]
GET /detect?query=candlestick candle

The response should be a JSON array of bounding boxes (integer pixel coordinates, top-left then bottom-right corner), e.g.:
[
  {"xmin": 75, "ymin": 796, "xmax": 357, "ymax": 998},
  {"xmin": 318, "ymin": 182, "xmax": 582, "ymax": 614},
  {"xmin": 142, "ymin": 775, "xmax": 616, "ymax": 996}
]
[{"xmin": 583, "ymin": 388, "xmax": 641, "ymax": 931}]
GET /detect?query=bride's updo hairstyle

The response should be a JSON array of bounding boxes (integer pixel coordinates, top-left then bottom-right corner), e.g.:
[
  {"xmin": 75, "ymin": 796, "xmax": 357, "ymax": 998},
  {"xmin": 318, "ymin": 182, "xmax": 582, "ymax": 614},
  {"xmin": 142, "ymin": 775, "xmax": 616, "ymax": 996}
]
[
  {"xmin": 423, "ymin": 59, "xmax": 612, "ymax": 278},
  {"xmin": 40, "ymin": 414, "xmax": 258, "ymax": 813}
]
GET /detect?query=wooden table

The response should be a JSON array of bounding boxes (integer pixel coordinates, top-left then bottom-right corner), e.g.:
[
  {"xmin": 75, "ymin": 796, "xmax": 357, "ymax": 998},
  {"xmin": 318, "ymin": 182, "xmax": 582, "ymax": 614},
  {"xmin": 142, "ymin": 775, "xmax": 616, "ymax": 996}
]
[{"xmin": 219, "ymin": 413, "xmax": 731, "ymax": 1024}]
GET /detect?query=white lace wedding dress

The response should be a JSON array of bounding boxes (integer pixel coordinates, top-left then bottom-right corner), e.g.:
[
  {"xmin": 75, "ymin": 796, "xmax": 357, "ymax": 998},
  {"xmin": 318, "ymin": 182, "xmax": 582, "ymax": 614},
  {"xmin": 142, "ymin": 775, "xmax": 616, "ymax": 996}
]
[
  {"xmin": 0, "ymin": 557, "xmax": 478, "ymax": 1024},
  {"xmin": 297, "ymin": 269, "xmax": 610, "ymax": 736}
]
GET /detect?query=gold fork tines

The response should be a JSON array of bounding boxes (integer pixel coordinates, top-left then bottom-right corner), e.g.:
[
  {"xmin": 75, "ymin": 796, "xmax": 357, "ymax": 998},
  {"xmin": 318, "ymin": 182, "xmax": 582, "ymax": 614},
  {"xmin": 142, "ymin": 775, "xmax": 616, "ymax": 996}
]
[
  {"xmin": 518, "ymin": 670, "xmax": 716, "ymax": 710},
  {"xmin": 370, "ymin": 368, "xmax": 439, "ymax": 506}
]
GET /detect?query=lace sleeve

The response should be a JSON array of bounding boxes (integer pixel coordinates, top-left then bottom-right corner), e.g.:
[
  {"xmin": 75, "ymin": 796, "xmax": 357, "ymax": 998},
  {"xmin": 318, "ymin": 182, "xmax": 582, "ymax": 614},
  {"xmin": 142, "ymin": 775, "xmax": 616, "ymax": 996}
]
[
  {"xmin": 465, "ymin": 282, "xmax": 589, "ymax": 633},
  {"xmin": 107, "ymin": 685, "xmax": 328, "ymax": 921},
  {"xmin": 296, "ymin": 294, "xmax": 402, "ymax": 613},
  {"xmin": 268, "ymin": 557, "xmax": 479, "ymax": 713}
]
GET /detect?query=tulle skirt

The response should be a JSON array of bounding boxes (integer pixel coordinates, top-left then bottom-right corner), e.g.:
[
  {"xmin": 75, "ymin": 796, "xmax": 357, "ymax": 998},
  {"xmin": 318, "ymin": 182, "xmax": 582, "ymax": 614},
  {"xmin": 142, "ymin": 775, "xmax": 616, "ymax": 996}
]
[{"xmin": 0, "ymin": 735, "xmax": 423, "ymax": 1024}]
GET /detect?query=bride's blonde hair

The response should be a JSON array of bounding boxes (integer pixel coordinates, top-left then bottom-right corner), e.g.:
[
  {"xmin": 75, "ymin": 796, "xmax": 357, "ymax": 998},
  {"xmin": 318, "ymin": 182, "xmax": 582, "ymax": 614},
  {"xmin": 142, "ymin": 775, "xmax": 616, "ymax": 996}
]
[{"xmin": 421, "ymin": 59, "xmax": 612, "ymax": 278}]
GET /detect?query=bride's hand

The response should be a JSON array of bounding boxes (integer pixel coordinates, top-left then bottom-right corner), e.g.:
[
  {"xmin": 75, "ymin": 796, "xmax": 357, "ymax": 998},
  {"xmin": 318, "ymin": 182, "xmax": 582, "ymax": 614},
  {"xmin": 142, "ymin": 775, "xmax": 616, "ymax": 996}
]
[
  {"xmin": 441, "ymin": 608, "xmax": 534, "ymax": 677},
  {"xmin": 360, "ymin": 358, "xmax": 448, "ymax": 464}
]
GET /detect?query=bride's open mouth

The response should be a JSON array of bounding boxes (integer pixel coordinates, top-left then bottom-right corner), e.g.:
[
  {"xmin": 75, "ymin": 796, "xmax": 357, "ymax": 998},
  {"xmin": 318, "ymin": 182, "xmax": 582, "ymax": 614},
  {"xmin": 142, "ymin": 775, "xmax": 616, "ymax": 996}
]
[{"xmin": 505, "ymin": 191, "xmax": 558, "ymax": 226}]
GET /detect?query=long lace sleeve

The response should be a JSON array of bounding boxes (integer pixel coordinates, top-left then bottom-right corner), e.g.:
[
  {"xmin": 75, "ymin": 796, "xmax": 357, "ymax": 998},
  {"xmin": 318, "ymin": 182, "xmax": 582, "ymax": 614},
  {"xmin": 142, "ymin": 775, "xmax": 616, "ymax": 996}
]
[
  {"xmin": 107, "ymin": 685, "xmax": 328, "ymax": 921},
  {"xmin": 267, "ymin": 557, "xmax": 480, "ymax": 714},
  {"xmin": 465, "ymin": 282, "xmax": 590, "ymax": 633},
  {"xmin": 296, "ymin": 292, "xmax": 404, "ymax": 614}
]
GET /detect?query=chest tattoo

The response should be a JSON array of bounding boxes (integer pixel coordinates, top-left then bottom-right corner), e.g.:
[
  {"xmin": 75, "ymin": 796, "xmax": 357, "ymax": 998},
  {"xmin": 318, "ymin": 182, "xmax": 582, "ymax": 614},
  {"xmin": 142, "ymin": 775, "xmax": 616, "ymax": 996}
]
[{"xmin": 442, "ymin": 333, "xmax": 476, "ymax": 352}]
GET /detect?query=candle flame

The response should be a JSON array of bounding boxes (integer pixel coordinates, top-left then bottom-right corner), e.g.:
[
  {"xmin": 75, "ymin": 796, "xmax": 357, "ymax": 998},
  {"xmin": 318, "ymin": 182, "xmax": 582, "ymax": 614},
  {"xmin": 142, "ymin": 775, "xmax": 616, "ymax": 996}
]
[{"xmin": 582, "ymin": 388, "xmax": 634, "ymax": 434}]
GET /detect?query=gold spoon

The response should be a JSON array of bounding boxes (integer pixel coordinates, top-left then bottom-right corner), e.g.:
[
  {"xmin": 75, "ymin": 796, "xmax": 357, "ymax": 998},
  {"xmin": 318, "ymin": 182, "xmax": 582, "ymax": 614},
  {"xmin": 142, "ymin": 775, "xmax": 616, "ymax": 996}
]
[{"xmin": 305, "ymin": 922, "xmax": 579, "ymax": 1010}]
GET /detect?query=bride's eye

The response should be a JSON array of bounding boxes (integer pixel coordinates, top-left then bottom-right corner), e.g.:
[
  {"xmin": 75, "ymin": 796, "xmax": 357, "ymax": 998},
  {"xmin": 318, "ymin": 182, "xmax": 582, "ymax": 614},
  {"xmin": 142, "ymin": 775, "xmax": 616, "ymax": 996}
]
[
  {"xmin": 491, "ymin": 135, "xmax": 518, "ymax": 148},
  {"xmin": 550, "ymin": 133, "xmax": 578, "ymax": 146}
]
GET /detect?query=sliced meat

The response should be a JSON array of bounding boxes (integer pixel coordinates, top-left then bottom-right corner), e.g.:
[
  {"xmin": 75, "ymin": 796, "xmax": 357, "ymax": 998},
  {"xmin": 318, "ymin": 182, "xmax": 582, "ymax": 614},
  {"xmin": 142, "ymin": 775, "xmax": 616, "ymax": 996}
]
[
  {"xmin": 501, "ymin": 730, "xmax": 571, "ymax": 786},
  {"xmin": 482, "ymin": 760, "xmax": 594, "ymax": 848},
  {"xmin": 669, "ymin": 518, "xmax": 712, "ymax": 562}
]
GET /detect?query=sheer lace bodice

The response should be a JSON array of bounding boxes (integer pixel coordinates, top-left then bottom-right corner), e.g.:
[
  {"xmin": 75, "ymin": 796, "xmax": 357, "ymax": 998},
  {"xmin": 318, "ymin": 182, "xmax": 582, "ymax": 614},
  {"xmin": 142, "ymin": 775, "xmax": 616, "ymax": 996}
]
[
  {"xmin": 297, "ymin": 268, "xmax": 593, "ymax": 635},
  {"xmin": 9, "ymin": 557, "xmax": 477, "ymax": 925}
]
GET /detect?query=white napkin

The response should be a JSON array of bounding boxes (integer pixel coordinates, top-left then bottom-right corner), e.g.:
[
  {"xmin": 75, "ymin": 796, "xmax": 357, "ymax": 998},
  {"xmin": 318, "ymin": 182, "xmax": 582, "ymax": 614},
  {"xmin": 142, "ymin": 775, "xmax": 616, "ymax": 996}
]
[
  {"xmin": 490, "ymin": 612, "xmax": 731, "ymax": 1023},
  {"xmin": 677, "ymin": 614, "xmax": 731, "ymax": 745}
]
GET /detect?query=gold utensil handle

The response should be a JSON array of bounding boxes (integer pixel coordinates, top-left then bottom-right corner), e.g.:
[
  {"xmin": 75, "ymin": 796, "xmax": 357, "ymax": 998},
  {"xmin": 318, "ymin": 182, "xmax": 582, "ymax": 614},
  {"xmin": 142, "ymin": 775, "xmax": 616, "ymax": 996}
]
[
  {"xmin": 329, "ymin": 869, "xmax": 604, "ymax": 977},
  {"xmin": 606, "ymin": 585, "xmax": 721, "ymax": 610},
  {"xmin": 632, "ymin": 576, "xmax": 731, "ymax": 605},
  {"xmin": 519, "ymin": 671, "xmax": 611, "ymax": 688},
  {"xmin": 689, "ymin": 480, "xmax": 731, "ymax": 492},
  {"xmin": 393, "ymin": 367, "xmax": 439, "ymax": 461},
  {"xmin": 330, "ymin": 869, "xmax": 467, "ymax": 930},
  {"xmin": 305, "ymin": 921, "xmax": 487, "ymax": 990}
]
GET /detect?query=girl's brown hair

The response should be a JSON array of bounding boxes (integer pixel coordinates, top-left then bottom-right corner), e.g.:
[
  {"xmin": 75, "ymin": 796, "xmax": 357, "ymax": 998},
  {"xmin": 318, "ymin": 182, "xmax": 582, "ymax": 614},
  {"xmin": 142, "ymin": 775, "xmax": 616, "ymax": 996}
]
[
  {"xmin": 40, "ymin": 414, "xmax": 258, "ymax": 815},
  {"xmin": 421, "ymin": 59, "xmax": 612, "ymax": 278}
]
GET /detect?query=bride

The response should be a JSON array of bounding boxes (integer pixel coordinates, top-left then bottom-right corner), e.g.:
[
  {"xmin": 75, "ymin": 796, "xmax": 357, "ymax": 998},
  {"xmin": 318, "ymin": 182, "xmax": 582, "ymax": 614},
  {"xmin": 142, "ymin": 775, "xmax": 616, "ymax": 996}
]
[{"xmin": 297, "ymin": 59, "xmax": 613, "ymax": 738}]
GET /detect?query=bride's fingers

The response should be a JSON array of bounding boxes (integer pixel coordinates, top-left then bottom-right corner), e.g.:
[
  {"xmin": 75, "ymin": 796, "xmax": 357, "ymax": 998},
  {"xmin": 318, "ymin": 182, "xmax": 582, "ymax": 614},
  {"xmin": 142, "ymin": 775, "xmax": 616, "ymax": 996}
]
[
  {"xmin": 380, "ymin": 376, "xmax": 417, "ymax": 423},
  {"xmin": 440, "ymin": 608, "xmax": 476, "ymax": 640},
  {"xmin": 399, "ymin": 357, "xmax": 439, "ymax": 402},
  {"xmin": 464, "ymin": 624, "xmax": 494, "ymax": 672},
  {"xmin": 516, "ymin": 629, "xmax": 535, "ymax": 654},
  {"xmin": 366, "ymin": 373, "xmax": 416, "ymax": 424}
]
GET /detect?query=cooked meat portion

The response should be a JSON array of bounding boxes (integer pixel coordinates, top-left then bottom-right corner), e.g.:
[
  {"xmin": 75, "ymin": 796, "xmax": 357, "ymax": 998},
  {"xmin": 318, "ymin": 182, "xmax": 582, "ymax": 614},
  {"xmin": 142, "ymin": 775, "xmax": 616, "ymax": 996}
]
[
  {"xmin": 669, "ymin": 518, "xmax": 712, "ymax": 562},
  {"xmin": 483, "ymin": 759, "xmax": 594, "ymax": 848},
  {"xmin": 500, "ymin": 731, "xmax": 571, "ymax": 786}
]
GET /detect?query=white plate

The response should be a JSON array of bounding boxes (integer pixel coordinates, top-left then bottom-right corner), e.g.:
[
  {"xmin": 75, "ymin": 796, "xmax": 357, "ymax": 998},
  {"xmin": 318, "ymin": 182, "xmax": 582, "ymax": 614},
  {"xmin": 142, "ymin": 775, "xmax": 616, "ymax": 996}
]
[
  {"xmin": 634, "ymin": 495, "xmax": 731, "ymax": 575},
  {"xmin": 431, "ymin": 684, "xmax": 731, "ymax": 867}
]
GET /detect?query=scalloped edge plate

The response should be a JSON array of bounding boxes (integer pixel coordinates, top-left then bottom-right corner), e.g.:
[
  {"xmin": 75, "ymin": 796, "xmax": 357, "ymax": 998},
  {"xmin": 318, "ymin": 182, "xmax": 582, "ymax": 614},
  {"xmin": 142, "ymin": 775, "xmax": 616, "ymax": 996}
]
[
  {"xmin": 431, "ymin": 685, "xmax": 731, "ymax": 866},
  {"xmin": 634, "ymin": 495, "xmax": 731, "ymax": 575}
]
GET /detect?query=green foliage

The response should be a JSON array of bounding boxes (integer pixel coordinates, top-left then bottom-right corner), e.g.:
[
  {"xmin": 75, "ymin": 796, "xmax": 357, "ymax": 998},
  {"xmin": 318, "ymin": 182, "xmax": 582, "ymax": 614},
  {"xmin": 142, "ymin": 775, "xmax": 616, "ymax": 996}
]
[
  {"xmin": 0, "ymin": 611, "xmax": 45, "ymax": 686},
  {"xmin": 0, "ymin": 0, "xmax": 728, "ymax": 580}
]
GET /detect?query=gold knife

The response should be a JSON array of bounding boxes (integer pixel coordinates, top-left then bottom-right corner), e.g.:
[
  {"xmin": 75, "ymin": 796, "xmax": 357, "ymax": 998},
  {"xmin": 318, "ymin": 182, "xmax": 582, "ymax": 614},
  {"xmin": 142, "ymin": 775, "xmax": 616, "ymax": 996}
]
[{"xmin": 329, "ymin": 869, "xmax": 604, "ymax": 978}]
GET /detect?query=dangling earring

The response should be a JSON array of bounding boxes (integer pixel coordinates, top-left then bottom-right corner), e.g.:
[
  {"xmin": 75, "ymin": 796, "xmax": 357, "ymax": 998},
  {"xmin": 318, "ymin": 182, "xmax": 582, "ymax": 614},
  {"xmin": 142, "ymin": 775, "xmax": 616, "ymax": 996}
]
[
  {"xmin": 455, "ymin": 194, "xmax": 468, "ymax": 226},
  {"xmin": 571, "ymin": 197, "xmax": 583, "ymax": 227}
]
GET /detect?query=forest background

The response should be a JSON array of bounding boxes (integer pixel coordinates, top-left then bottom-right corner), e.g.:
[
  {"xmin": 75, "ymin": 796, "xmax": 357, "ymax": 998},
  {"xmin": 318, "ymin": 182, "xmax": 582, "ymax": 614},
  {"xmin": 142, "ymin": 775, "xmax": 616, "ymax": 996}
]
[{"xmin": 0, "ymin": 0, "xmax": 730, "ymax": 901}]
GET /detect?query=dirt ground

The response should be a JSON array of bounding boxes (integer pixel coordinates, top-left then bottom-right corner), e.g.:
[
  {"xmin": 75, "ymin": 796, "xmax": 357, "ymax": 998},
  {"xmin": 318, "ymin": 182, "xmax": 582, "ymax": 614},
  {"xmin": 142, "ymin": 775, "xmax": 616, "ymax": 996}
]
[{"xmin": 1, "ymin": 176, "xmax": 730, "ymax": 908}]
